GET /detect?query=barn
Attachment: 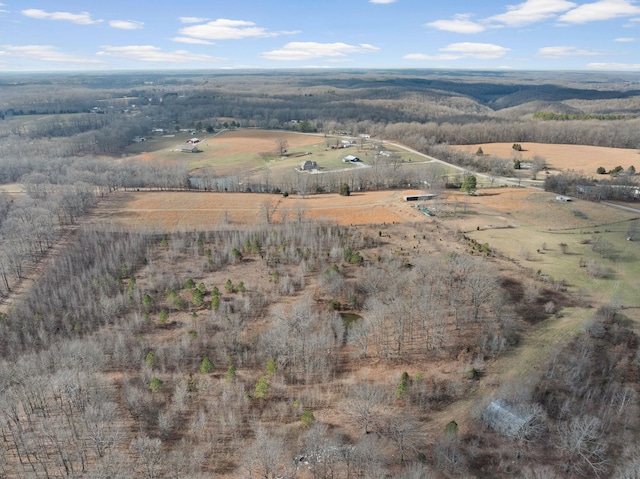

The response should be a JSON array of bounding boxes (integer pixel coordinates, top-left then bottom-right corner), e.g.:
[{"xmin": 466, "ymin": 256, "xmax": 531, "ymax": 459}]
[{"xmin": 482, "ymin": 399, "xmax": 541, "ymax": 439}]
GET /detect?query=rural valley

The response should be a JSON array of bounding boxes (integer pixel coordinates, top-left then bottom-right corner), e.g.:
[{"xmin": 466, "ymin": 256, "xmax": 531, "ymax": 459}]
[{"xmin": 0, "ymin": 69, "xmax": 639, "ymax": 479}]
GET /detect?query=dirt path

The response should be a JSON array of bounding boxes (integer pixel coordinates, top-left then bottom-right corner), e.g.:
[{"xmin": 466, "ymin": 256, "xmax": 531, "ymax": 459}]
[
  {"xmin": 0, "ymin": 228, "xmax": 78, "ymax": 314},
  {"xmin": 426, "ymin": 307, "xmax": 592, "ymax": 436}
]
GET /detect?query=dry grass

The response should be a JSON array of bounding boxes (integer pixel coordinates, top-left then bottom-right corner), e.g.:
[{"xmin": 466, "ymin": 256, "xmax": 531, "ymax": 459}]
[
  {"xmin": 127, "ymin": 130, "xmax": 327, "ymax": 177},
  {"xmin": 92, "ymin": 189, "xmax": 430, "ymax": 230},
  {"xmin": 454, "ymin": 142, "xmax": 640, "ymax": 174}
]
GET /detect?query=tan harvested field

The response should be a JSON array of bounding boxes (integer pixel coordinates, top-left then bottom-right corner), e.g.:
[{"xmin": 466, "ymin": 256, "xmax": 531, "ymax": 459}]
[
  {"xmin": 454, "ymin": 142, "xmax": 640, "ymax": 173},
  {"xmin": 94, "ymin": 189, "xmax": 429, "ymax": 230},
  {"xmin": 95, "ymin": 186, "xmax": 638, "ymax": 232}
]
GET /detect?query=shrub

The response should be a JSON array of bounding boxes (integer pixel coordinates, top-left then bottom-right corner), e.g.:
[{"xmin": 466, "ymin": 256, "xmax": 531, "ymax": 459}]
[
  {"xmin": 225, "ymin": 365, "xmax": 237, "ymax": 382},
  {"xmin": 254, "ymin": 376, "xmax": 270, "ymax": 399},
  {"xmin": 149, "ymin": 377, "xmax": 164, "ymax": 392},
  {"xmin": 339, "ymin": 183, "xmax": 351, "ymax": 196},
  {"xmin": 200, "ymin": 357, "xmax": 214, "ymax": 374},
  {"xmin": 395, "ymin": 372, "xmax": 410, "ymax": 399},
  {"xmin": 192, "ymin": 288, "xmax": 204, "ymax": 307},
  {"xmin": 301, "ymin": 409, "xmax": 316, "ymax": 427},
  {"xmin": 266, "ymin": 358, "xmax": 277, "ymax": 376},
  {"xmin": 145, "ymin": 351, "xmax": 156, "ymax": 368},
  {"xmin": 211, "ymin": 296, "xmax": 220, "ymax": 310}
]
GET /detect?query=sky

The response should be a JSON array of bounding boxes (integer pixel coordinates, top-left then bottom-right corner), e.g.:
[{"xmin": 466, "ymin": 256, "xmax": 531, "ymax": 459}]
[{"xmin": 1, "ymin": 0, "xmax": 640, "ymax": 72}]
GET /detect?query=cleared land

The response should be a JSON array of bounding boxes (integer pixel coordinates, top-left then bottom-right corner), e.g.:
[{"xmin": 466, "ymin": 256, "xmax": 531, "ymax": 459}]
[
  {"xmin": 126, "ymin": 130, "xmax": 431, "ymax": 180},
  {"xmin": 92, "ymin": 186, "xmax": 639, "ymax": 315},
  {"xmin": 454, "ymin": 142, "xmax": 640, "ymax": 173},
  {"xmin": 92, "ymin": 189, "xmax": 429, "ymax": 230}
]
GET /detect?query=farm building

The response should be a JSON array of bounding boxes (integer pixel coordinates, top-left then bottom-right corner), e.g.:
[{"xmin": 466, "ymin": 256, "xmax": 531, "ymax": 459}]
[
  {"xmin": 404, "ymin": 194, "xmax": 437, "ymax": 202},
  {"xmin": 186, "ymin": 138, "xmax": 200, "ymax": 144},
  {"xmin": 482, "ymin": 399, "xmax": 540, "ymax": 439},
  {"xmin": 180, "ymin": 145, "xmax": 200, "ymax": 153},
  {"xmin": 342, "ymin": 155, "xmax": 361, "ymax": 163},
  {"xmin": 300, "ymin": 160, "xmax": 318, "ymax": 171}
]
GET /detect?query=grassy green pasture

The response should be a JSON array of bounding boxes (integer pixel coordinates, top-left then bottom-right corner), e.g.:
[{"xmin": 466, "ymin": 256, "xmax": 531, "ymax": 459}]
[{"xmin": 469, "ymin": 220, "xmax": 640, "ymax": 313}]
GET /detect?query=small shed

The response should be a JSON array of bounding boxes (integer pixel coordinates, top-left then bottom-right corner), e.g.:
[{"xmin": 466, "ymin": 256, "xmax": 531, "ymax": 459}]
[
  {"xmin": 181, "ymin": 145, "xmax": 199, "ymax": 153},
  {"xmin": 482, "ymin": 399, "xmax": 536, "ymax": 439},
  {"xmin": 342, "ymin": 155, "xmax": 360, "ymax": 163},
  {"xmin": 404, "ymin": 194, "xmax": 437, "ymax": 202}
]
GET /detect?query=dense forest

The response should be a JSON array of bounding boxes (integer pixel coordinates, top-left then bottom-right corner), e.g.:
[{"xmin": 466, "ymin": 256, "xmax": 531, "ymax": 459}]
[{"xmin": 0, "ymin": 70, "xmax": 639, "ymax": 478}]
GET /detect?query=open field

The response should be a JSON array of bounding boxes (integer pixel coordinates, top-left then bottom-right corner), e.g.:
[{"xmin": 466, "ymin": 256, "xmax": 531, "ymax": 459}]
[
  {"xmin": 454, "ymin": 142, "xmax": 640, "ymax": 174},
  {"xmin": 126, "ymin": 130, "xmax": 434, "ymax": 179},
  {"xmin": 91, "ymin": 189, "xmax": 430, "ymax": 230},
  {"xmin": 126, "ymin": 130, "xmax": 328, "ymax": 176}
]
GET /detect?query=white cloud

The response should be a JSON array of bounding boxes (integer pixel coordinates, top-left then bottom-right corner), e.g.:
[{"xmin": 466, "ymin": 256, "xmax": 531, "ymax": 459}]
[
  {"xmin": 537, "ymin": 46, "xmax": 602, "ymax": 57},
  {"xmin": 171, "ymin": 36, "xmax": 215, "ymax": 45},
  {"xmin": 179, "ymin": 18, "xmax": 283, "ymax": 40},
  {"xmin": 97, "ymin": 45, "xmax": 223, "ymax": 63},
  {"xmin": 179, "ymin": 17, "xmax": 209, "ymax": 24},
  {"xmin": 21, "ymin": 8, "xmax": 102, "ymax": 25},
  {"xmin": 440, "ymin": 42, "xmax": 510, "ymax": 59},
  {"xmin": 615, "ymin": 37, "xmax": 635, "ymax": 41},
  {"xmin": 426, "ymin": 14, "xmax": 485, "ymax": 33},
  {"xmin": 559, "ymin": 0, "xmax": 640, "ymax": 23},
  {"xmin": 261, "ymin": 42, "xmax": 380, "ymax": 61},
  {"xmin": 404, "ymin": 53, "xmax": 461, "ymax": 61},
  {"xmin": 487, "ymin": 0, "xmax": 577, "ymax": 27},
  {"xmin": 109, "ymin": 20, "xmax": 144, "ymax": 30},
  {"xmin": 588, "ymin": 62, "xmax": 640, "ymax": 69},
  {"xmin": 405, "ymin": 43, "xmax": 510, "ymax": 61},
  {"xmin": 369, "ymin": 0, "xmax": 397, "ymax": 3},
  {"xmin": 1, "ymin": 45, "xmax": 101, "ymax": 63}
]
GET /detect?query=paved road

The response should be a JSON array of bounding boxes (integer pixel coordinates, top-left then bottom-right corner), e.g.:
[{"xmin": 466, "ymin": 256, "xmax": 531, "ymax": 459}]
[{"xmin": 601, "ymin": 202, "xmax": 640, "ymax": 215}]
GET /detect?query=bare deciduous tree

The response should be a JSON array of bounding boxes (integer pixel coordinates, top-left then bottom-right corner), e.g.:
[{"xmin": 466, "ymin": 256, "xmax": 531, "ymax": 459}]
[{"xmin": 557, "ymin": 416, "xmax": 608, "ymax": 477}]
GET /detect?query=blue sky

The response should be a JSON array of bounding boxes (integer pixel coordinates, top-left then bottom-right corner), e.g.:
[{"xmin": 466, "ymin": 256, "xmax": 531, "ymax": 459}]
[{"xmin": 1, "ymin": 0, "xmax": 640, "ymax": 71}]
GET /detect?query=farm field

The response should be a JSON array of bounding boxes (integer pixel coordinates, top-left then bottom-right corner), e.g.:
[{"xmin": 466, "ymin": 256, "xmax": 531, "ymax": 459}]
[
  {"xmin": 91, "ymin": 189, "xmax": 430, "ymax": 230},
  {"xmin": 453, "ymin": 142, "xmax": 640, "ymax": 174},
  {"xmin": 126, "ymin": 129, "xmax": 433, "ymax": 179}
]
